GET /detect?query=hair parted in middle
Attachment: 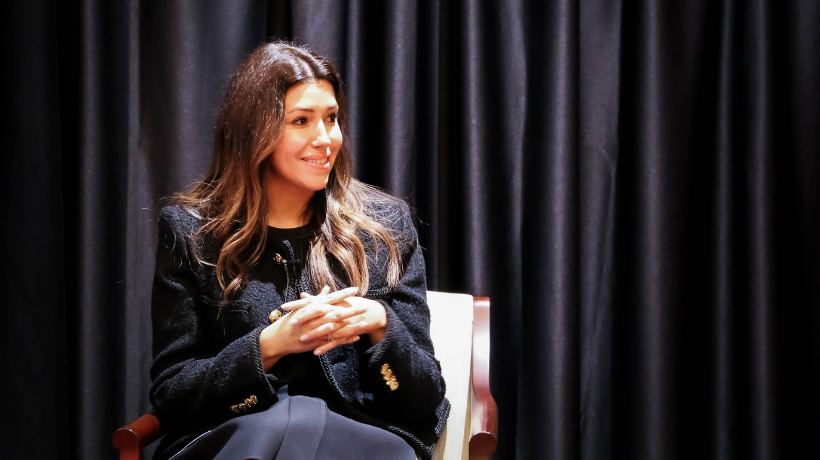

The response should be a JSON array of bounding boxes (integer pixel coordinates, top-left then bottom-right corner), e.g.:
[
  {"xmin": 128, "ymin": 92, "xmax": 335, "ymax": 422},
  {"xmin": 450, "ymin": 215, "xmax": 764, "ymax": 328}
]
[{"xmin": 173, "ymin": 40, "xmax": 409, "ymax": 301}]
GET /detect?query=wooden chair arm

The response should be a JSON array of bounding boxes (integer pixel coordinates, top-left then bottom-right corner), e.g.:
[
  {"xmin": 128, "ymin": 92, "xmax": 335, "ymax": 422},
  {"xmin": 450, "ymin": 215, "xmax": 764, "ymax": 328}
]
[
  {"xmin": 112, "ymin": 408, "xmax": 161, "ymax": 460},
  {"xmin": 469, "ymin": 297, "xmax": 498, "ymax": 460}
]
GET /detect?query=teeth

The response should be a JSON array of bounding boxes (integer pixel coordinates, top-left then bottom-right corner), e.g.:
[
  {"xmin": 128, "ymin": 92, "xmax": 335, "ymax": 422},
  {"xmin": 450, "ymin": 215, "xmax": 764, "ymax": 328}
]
[{"xmin": 305, "ymin": 158, "xmax": 328, "ymax": 165}]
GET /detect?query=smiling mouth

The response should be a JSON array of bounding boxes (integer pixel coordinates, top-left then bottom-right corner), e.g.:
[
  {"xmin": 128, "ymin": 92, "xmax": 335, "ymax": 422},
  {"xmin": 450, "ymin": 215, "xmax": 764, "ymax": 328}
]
[{"xmin": 303, "ymin": 158, "xmax": 328, "ymax": 165}]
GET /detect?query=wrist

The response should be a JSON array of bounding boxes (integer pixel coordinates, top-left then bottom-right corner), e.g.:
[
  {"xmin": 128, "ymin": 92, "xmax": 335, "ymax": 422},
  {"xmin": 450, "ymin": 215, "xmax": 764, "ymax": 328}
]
[
  {"xmin": 367, "ymin": 301, "xmax": 388, "ymax": 344},
  {"xmin": 260, "ymin": 325, "xmax": 285, "ymax": 371},
  {"xmin": 368, "ymin": 326, "xmax": 387, "ymax": 345}
]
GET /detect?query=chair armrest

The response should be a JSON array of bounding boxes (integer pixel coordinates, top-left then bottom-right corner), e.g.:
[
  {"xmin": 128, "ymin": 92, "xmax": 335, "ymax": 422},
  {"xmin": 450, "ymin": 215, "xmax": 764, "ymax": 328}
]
[
  {"xmin": 470, "ymin": 297, "xmax": 498, "ymax": 459},
  {"xmin": 112, "ymin": 408, "xmax": 161, "ymax": 460}
]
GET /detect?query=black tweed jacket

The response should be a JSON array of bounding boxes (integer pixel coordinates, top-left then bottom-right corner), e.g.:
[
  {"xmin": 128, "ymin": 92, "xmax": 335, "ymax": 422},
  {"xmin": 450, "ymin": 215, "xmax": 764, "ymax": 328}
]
[{"xmin": 149, "ymin": 201, "xmax": 449, "ymax": 459}]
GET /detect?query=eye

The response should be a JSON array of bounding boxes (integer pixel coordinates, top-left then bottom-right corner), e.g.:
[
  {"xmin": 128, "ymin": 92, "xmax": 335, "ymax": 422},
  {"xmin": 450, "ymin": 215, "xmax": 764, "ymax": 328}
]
[
  {"xmin": 326, "ymin": 113, "xmax": 338, "ymax": 124},
  {"xmin": 292, "ymin": 117, "xmax": 308, "ymax": 125}
]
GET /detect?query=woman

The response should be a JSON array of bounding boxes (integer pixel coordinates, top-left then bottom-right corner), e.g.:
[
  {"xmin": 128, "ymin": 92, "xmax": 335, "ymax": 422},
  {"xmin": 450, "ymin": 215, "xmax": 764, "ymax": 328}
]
[{"xmin": 149, "ymin": 41, "xmax": 449, "ymax": 460}]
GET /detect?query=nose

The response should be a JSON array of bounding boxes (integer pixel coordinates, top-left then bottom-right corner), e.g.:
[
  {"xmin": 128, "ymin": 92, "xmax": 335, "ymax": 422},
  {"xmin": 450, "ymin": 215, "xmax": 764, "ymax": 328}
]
[{"xmin": 312, "ymin": 122, "xmax": 331, "ymax": 149}]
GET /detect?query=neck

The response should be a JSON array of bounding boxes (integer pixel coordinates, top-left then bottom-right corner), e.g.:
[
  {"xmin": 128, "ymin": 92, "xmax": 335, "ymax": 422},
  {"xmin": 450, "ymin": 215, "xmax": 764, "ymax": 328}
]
[{"xmin": 266, "ymin": 177, "xmax": 314, "ymax": 229}]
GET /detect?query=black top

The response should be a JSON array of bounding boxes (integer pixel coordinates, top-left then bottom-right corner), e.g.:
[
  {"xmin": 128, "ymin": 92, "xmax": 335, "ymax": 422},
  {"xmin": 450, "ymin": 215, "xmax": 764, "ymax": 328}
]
[
  {"xmin": 265, "ymin": 223, "xmax": 312, "ymax": 300},
  {"xmin": 264, "ymin": 224, "xmax": 335, "ymax": 406},
  {"xmin": 267, "ymin": 223, "xmax": 313, "ymax": 261},
  {"xmin": 267, "ymin": 223, "xmax": 312, "ymax": 240}
]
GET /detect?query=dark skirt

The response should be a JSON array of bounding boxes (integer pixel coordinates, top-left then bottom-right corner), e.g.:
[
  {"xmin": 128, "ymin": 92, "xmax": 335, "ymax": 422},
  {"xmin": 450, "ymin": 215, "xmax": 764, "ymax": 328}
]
[{"xmin": 169, "ymin": 396, "xmax": 417, "ymax": 460}]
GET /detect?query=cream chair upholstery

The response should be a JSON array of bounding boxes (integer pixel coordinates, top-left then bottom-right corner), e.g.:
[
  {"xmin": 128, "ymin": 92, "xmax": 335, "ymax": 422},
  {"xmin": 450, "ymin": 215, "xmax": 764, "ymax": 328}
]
[{"xmin": 427, "ymin": 291, "xmax": 474, "ymax": 460}]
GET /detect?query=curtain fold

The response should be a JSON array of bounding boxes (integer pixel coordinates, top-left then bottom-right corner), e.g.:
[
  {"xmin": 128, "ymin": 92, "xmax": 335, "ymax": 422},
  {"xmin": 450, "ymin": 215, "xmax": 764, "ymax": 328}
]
[
  {"xmin": 75, "ymin": 0, "xmax": 136, "ymax": 457},
  {"xmin": 521, "ymin": 1, "xmax": 580, "ymax": 459},
  {"xmin": 577, "ymin": 1, "xmax": 621, "ymax": 459},
  {"xmin": 4, "ymin": 1, "xmax": 820, "ymax": 459},
  {"xmin": 2, "ymin": 1, "xmax": 68, "ymax": 459}
]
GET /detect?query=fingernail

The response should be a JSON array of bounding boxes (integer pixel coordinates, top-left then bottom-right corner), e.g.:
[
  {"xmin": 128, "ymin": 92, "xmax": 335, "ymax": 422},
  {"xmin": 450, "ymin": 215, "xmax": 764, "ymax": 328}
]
[
  {"xmin": 352, "ymin": 336, "xmax": 360, "ymax": 342},
  {"xmin": 300, "ymin": 334, "xmax": 309, "ymax": 341}
]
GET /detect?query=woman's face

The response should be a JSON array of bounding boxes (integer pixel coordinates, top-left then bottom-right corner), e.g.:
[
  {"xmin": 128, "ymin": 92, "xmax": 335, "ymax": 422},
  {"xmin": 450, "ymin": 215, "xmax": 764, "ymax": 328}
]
[{"xmin": 268, "ymin": 79, "xmax": 342, "ymax": 197}]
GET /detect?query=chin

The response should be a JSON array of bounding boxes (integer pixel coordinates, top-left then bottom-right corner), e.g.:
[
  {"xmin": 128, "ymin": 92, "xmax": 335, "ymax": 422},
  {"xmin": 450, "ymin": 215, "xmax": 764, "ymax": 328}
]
[
  {"xmin": 300, "ymin": 169, "xmax": 333, "ymax": 192},
  {"xmin": 304, "ymin": 180, "xmax": 330, "ymax": 192}
]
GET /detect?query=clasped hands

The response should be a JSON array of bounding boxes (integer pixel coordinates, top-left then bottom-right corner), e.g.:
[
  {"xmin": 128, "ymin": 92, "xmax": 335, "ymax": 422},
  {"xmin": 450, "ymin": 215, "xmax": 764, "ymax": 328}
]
[{"xmin": 259, "ymin": 286, "xmax": 387, "ymax": 371}]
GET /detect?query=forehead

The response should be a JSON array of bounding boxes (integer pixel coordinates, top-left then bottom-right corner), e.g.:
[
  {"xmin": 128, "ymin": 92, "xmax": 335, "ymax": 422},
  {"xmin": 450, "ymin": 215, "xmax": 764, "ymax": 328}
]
[{"xmin": 284, "ymin": 80, "xmax": 337, "ymax": 109}]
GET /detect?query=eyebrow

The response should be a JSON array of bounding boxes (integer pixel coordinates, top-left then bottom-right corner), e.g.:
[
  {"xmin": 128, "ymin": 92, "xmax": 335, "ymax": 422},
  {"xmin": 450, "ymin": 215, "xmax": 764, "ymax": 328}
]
[{"xmin": 287, "ymin": 104, "xmax": 338, "ymax": 114}]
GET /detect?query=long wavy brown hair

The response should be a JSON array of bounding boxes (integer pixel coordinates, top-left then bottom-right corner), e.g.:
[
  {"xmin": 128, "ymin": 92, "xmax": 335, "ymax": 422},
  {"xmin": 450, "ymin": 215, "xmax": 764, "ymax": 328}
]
[{"xmin": 174, "ymin": 41, "xmax": 406, "ymax": 300}]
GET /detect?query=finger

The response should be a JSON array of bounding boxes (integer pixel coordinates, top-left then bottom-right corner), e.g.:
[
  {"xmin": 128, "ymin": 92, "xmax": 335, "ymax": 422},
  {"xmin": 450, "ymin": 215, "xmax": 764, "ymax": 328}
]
[
  {"xmin": 314, "ymin": 335, "xmax": 360, "ymax": 356},
  {"xmin": 289, "ymin": 286, "xmax": 356, "ymax": 309},
  {"xmin": 290, "ymin": 304, "xmax": 333, "ymax": 325},
  {"xmin": 299, "ymin": 285, "xmax": 331, "ymax": 300},
  {"xmin": 299, "ymin": 321, "xmax": 341, "ymax": 342},
  {"xmin": 329, "ymin": 320, "xmax": 372, "ymax": 338},
  {"xmin": 281, "ymin": 298, "xmax": 313, "ymax": 310},
  {"xmin": 287, "ymin": 286, "xmax": 333, "ymax": 308},
  {"xmin": 289, "ymin": 302, "xmax": 335, "ymax": 325},
  {"xmin": 298, "ymin": 308, "xmax": 363, "ymax": 335},
  {"xmin": 322, "ymin": 305, "xmax": 368, "ymax": 322},
  {"xmin": 301, "ymin": 316, "xmax": 365, "ymax": 343},
  {"xmin": 324, "ymin": 286, "xmax": 360, "ymax": 304}
]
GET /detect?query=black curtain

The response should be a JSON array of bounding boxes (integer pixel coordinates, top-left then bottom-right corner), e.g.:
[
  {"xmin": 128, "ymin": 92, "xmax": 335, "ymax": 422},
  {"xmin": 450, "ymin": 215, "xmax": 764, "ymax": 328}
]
[{"xmin": 4, "ymin": 0, "xmax": 820, "ymax": 459}]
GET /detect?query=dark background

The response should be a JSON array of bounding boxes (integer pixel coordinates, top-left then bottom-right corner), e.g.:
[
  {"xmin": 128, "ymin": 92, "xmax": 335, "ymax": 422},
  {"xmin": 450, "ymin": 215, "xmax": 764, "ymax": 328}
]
[{"xmin": 3, "ymin": 0, "xmax": 819, "ymax": 459}]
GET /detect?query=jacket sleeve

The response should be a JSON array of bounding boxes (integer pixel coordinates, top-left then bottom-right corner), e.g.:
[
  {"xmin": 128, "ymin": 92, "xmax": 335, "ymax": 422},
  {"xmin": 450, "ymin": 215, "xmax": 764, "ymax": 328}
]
[
  {"xmin": 148, "ymin": 207, "xmax": 277, "ymax": 429},
  {"xmin": 360, "ymin": 201, "xmax": 448, "ymax": 422}
]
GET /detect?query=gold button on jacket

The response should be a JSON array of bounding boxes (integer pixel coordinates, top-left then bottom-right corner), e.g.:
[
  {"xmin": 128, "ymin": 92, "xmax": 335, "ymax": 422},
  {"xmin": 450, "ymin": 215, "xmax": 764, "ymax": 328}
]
[
  {"xmin": 230, "ymin": 395, "xmax": 258, "ymax": 414},
  {"xmin": 269, "ymin": 310, "xmax": 283, "ymax": 323},
  {"xmin": 380, "ymin": 363, "xmax": 399, "ymax": 391}
]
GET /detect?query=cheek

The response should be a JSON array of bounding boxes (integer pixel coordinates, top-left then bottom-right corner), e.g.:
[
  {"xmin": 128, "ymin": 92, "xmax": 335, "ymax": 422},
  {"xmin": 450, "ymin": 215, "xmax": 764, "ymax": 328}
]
[
  {"xmin": 269, "ymin": 153, "xmax": 286, "ymax": 178},
  {"xmin": 271, "ymin": 137, "xmax": 299, "ymax": 172},
  {"xmin": 329, "ymin": 126, "xmax": 343, "ymax": 152},
  {"xmin": 278, "ymin": 132, "xmax": 307, "ymax": 154}
]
